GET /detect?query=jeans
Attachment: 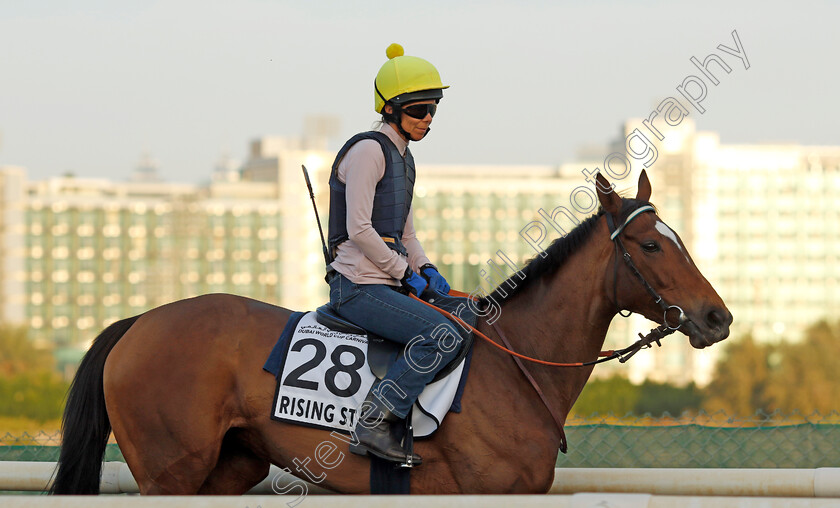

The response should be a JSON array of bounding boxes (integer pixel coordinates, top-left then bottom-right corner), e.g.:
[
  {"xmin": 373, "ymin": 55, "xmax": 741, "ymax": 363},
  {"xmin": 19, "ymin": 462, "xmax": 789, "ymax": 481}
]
[{"xmin": 328, "ymin": 273, "xmax": 465, "ymax": 419}]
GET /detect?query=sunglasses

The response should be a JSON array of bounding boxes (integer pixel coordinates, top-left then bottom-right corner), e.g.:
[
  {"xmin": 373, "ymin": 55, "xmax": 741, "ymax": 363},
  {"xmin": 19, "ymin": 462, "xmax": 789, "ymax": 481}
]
[{"xmin": 401, "ymin": 103, "xmax": 437, "ymax": 119}]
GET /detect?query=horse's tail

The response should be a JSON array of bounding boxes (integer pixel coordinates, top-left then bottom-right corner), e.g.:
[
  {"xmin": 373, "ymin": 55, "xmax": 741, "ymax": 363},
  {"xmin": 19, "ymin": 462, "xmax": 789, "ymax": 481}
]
[{"xmin": 50, "ymin": 314, "xmax": 142, "ymax": 495}]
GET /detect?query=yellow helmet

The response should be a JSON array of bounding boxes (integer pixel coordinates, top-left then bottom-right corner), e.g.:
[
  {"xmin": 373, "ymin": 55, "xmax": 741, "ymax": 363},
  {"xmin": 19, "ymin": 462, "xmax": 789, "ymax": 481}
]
[{"xmin": 374, "ymin": 43, "xmax": 449, "ymax": 114}]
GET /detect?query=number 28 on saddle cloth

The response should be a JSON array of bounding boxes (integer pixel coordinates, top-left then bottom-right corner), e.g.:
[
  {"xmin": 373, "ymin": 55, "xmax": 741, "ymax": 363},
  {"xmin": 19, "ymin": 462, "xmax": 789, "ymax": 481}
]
[{"xmin": 262, "ymin": 293, "xmax": 476, "ymax": 438}]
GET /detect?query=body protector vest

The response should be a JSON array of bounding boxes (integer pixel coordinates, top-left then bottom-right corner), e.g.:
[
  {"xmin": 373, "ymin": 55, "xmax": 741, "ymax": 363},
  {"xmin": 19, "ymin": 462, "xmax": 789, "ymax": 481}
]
[{"xmin": 328, "ymin": 131, "xmax": 416, "ymax": 259}]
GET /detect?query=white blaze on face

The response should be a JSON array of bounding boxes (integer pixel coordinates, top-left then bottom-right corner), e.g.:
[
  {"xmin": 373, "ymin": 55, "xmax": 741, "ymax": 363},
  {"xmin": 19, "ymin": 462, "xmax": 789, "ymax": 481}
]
[{"xmin": 655, "ymin": 220, "xmax": 692, "ymax": 264}]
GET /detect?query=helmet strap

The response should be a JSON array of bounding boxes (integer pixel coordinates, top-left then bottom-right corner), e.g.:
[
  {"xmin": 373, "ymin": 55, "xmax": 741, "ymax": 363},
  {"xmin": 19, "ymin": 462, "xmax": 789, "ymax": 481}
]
[
  {"xmin": 384, "ymin": 104, "xmax": 415, "ymax": 143},
  {"xmin": 395, "ymin": 113, "xmax": 414, "ymax": 142}
]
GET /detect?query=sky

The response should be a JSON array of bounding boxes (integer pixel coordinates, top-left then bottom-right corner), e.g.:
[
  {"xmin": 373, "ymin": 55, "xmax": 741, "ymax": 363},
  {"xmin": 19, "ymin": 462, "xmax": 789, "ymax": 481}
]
[{"xmin": 1, "ymin": 1, "xmax": 838, "ymax": 183}]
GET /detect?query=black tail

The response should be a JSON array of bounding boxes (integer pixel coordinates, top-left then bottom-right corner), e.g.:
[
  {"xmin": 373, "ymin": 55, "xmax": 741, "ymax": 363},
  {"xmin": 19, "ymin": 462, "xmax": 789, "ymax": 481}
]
[{"xmin": 50, "ymin": 315, "xmax": 142, "ymax": 495}]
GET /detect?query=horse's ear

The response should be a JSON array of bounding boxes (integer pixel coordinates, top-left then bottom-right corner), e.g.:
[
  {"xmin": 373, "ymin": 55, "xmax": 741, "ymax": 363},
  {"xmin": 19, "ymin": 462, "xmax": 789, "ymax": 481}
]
[
  {"xmin": 596, "ymin": 172, "xmax": 622, "ymax": 216},
  {"xmin": 636, "ymin": 169, "xmax": 652, "ymax": 202}
]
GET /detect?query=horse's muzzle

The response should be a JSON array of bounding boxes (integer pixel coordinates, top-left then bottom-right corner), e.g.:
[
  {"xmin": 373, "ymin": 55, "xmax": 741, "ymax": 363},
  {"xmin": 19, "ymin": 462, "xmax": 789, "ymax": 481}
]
[{"xmin": 685, "ymin": 305, "xmax": 733, "ymax": 349}]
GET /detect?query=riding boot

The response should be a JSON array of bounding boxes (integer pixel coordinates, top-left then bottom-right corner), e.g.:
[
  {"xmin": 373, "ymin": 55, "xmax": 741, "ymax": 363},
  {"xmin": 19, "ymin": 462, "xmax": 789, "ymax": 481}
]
[{"xmin": 349, "ymin": 395, "xmax": 422, "ymax": 465}]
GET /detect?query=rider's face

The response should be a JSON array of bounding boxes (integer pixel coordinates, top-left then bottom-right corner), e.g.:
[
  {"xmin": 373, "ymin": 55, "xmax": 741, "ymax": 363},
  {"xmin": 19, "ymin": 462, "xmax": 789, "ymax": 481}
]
[{"xmin": 386, "ymin": 100, "xmax": 436, "ymax": 141}]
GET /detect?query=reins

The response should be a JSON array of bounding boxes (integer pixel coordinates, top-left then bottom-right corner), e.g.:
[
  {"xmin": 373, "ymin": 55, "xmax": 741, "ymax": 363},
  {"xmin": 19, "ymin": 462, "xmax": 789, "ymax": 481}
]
[
  {"xmin": 412, "ymin": 293, "xmax": 618, "ymax": 367},
  {"xmin": 412, "ymin": 292, "xmax": 681, "ymax": 367}
]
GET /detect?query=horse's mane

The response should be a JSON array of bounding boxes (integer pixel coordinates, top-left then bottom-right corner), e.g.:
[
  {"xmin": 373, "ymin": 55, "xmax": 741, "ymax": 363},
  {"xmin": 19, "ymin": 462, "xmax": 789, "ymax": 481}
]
[{"xmin": 481, "ymin": 199, "xmax": 652, "ymax": 305}]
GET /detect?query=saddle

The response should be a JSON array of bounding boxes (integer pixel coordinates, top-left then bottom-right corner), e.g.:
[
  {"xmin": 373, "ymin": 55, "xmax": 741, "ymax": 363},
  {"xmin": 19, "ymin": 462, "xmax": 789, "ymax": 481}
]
[{"xmin": 314, "ymin": 303, "xmax": 473, "ymax": 382}]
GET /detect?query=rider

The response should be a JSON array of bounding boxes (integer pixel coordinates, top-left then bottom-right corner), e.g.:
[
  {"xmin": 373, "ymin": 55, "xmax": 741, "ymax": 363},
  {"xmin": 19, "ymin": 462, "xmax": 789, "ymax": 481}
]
[{"xmin": 326, "ymin": 43, "xmax": 460, "ymax": 464}]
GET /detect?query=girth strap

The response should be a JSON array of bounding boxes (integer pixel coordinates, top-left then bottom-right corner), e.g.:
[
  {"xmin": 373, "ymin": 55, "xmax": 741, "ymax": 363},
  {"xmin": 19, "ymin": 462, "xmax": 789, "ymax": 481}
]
[{"xmin": 491, "ymin": 321, "xmax": 568, "ymax": 454}]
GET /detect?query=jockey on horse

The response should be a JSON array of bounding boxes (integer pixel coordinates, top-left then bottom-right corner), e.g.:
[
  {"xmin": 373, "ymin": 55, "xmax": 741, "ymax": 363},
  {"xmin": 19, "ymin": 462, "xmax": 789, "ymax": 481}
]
[{"xmin": 326, "ymin": 43, "xmax": 458, "ymax": 465}]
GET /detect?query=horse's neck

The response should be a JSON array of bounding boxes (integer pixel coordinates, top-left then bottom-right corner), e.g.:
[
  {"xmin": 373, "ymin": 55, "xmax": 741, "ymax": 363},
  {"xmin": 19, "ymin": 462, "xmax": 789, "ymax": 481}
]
[{"xmin": 492, "ymin": 226, "xmax": 616, "ymax": 428}]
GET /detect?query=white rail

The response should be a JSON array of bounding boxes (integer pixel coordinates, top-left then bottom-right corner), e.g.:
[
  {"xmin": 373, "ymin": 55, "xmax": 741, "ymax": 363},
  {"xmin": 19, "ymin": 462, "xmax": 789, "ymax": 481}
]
[
  {"xmin": 0, "ymin": 462, "xmax": 332, "ymax": 495},
  {"xmin": 2, "ymin": 461, "xmax": 840, "ymax": 499},
  {"xmin": 3, "ymin": 494, "xmax": 840, "ymax": 507},
  {"xmin": 550, "ymin": 467, "xmax": 840, "ymax": 498}
]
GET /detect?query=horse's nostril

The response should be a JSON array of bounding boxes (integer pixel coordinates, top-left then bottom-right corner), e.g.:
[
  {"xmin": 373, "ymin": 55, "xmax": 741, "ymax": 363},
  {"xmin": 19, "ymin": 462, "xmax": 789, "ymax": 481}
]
[
  {"xmin": 706, "ymin": 309, "xmax": 722, "ymax": 328},
  {"xmin": 706, "ymin": 308, "xmax": 731, "ymax": 329}
]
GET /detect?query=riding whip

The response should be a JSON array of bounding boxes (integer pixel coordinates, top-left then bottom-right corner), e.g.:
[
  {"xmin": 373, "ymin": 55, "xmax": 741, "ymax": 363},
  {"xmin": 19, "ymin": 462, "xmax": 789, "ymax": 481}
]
[{"xmin": 301, "ymin": 165, "xmax": 331, "ymax": 266}]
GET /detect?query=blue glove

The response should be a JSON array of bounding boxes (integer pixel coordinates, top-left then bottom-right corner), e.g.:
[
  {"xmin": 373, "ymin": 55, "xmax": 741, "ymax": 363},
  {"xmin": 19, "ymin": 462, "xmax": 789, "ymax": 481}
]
[
  {"xmin": 420, "ymin": 264, "xmax": 450, "ymax": 295},
  {"xmin": 400, "ymin": 267, "xmax": 428, "ymax": 296}
]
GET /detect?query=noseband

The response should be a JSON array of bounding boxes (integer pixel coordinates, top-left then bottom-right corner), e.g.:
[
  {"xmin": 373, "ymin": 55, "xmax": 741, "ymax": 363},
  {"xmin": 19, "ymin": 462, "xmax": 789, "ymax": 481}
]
[{"xmin": 605, "ymin": 205, "xmax": 686, "ymax": 331}]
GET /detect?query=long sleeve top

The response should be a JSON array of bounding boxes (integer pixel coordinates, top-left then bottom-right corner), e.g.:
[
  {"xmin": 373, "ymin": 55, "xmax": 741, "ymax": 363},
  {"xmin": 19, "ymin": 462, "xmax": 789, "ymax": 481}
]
[{"xmin": 329, "ymin": 123, "xmax": 432, "ymax": 286}]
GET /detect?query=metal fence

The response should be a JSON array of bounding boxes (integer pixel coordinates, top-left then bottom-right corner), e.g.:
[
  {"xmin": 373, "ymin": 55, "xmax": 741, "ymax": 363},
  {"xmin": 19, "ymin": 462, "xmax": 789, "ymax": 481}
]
[
  {"xmin": 557, "ymin": 410, "xmax": 840, "ymax": 468},
  {"xmin": 2, "ymin": 411, "xmax": 839, "ymax": 468},
  {"xmin": 0, "ymin": 431, "xmax": 124, "ymax": 462}
]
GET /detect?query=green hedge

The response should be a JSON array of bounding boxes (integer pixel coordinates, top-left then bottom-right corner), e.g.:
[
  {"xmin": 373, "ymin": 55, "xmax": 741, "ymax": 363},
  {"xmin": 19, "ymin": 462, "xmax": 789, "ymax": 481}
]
[{"xmin": 0, "ymin": 372, "xmax": 69, "ymax": 422}]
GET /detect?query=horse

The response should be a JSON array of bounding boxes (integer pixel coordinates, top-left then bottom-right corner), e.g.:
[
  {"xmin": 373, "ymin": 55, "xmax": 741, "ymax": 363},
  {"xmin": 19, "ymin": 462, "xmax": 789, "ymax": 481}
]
[{"xmin": 51, "ymin": 170, "xmax": 731, "ymax": 495}]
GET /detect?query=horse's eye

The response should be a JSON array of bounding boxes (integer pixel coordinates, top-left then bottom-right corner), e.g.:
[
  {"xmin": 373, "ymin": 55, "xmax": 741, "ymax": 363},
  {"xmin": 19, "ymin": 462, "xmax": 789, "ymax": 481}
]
[{"xmin": 641, "ymin": 241, "xmax": 661, "ymax": 253}]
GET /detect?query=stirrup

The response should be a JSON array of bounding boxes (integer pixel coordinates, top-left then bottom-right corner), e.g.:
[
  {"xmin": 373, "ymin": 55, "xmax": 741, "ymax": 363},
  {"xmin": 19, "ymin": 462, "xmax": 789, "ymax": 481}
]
[
  {"xmin": 350, "ymin": 403, "xmax": 420, "ymax": 467},
  {"xmin": 398, "ymin": 409, "xmax": 417, "ymax": 468},
  {"xmin": 349, "ymin": 439, "xmax": 422, "ymax": 467},
  {"xmin": 398, "ymin": 454, "xmax": 416, "ymax": 469}
]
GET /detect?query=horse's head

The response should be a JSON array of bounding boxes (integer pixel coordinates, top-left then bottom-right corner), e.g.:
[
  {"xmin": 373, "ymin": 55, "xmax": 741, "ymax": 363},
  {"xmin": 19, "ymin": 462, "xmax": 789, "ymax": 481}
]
[{"xmin": 596, "ymin": 170, "xmax": 732, "ymax": 349}]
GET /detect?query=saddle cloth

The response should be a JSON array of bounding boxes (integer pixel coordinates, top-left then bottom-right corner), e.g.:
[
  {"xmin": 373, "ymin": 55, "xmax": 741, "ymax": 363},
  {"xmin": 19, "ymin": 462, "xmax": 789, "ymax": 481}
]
[{"xmin": 263, "ymin": 310, "xmax": 474, "ymax": 438}]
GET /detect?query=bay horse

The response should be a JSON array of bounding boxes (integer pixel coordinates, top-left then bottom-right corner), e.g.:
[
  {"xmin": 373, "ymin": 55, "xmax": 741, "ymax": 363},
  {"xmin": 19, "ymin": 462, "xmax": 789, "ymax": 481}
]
[{"xmin": 52, "ymin": 170, "xmax": 731, "ymax": 495}]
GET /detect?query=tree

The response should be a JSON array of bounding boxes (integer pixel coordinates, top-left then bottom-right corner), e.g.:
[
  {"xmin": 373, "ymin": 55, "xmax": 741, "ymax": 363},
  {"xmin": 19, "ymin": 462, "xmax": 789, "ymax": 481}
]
[
  {"xmin": 0, "ymin": 324, "xmax": 67, "ymax": 422},
  {"xmin": 571, "ymin": 375, "xmax": 703, "ymax": 417},
  {"xmin": 0, "ymin": 325, "xmax": 53, "ymax": 376},
  {"xmin": 0, "ymin": 371, "xmax": 69, "ymax": 421},
  {"xmin": 636, "ymin": 380, "xmax": 702, "ymax": 415},
  {"xmin": 701, "ymin": 334, "xmax": 773, "ymax": 417},
  {"xmin": 570, "ymin": 375, "xmax": 640, "ymax": 416},
  {"xmin": 764, "ymin": 320, "xmax": 840, "ymax": 414}
]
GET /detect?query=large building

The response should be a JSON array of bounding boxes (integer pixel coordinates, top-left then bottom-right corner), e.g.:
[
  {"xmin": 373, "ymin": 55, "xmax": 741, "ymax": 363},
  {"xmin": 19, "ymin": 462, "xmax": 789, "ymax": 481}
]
[
  {"xmin": 606, "ymin": 118, "xmax": 840, "ymax": 385},
  {"xmin": 1, "ymin": 120, "xmax": 838, "ymax": 384},
  {"xmin": 0, "ymin": 143, "xmax": 334, "ymax": 374}
]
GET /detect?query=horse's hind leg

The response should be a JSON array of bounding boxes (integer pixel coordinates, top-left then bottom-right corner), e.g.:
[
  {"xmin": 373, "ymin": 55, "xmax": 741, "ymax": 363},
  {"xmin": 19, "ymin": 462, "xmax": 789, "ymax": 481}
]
[
  {"xmin": 197, "ymin": 430, "xmax": 270, "ymax": 495},
  {"xmin": 107, "ymin": 378, "xmax": 231, "ymax": 494},
  {"xmin": 115, "ymin": 417, "xmax": 265, "ymax": 494},
  {"xmin": 114, "ymin": 422, "xmax": 224, "ymax": 495},
  {"xmin": 108, "ymin": 379, "xmax": 239, "ymax": 494}
]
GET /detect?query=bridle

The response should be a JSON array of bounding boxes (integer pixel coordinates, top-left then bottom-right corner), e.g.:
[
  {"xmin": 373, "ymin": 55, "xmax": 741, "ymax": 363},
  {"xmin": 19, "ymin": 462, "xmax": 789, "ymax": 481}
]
[{"xmin": 606, "ymin": 204, "xmax": 688, "ymax": 334}]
